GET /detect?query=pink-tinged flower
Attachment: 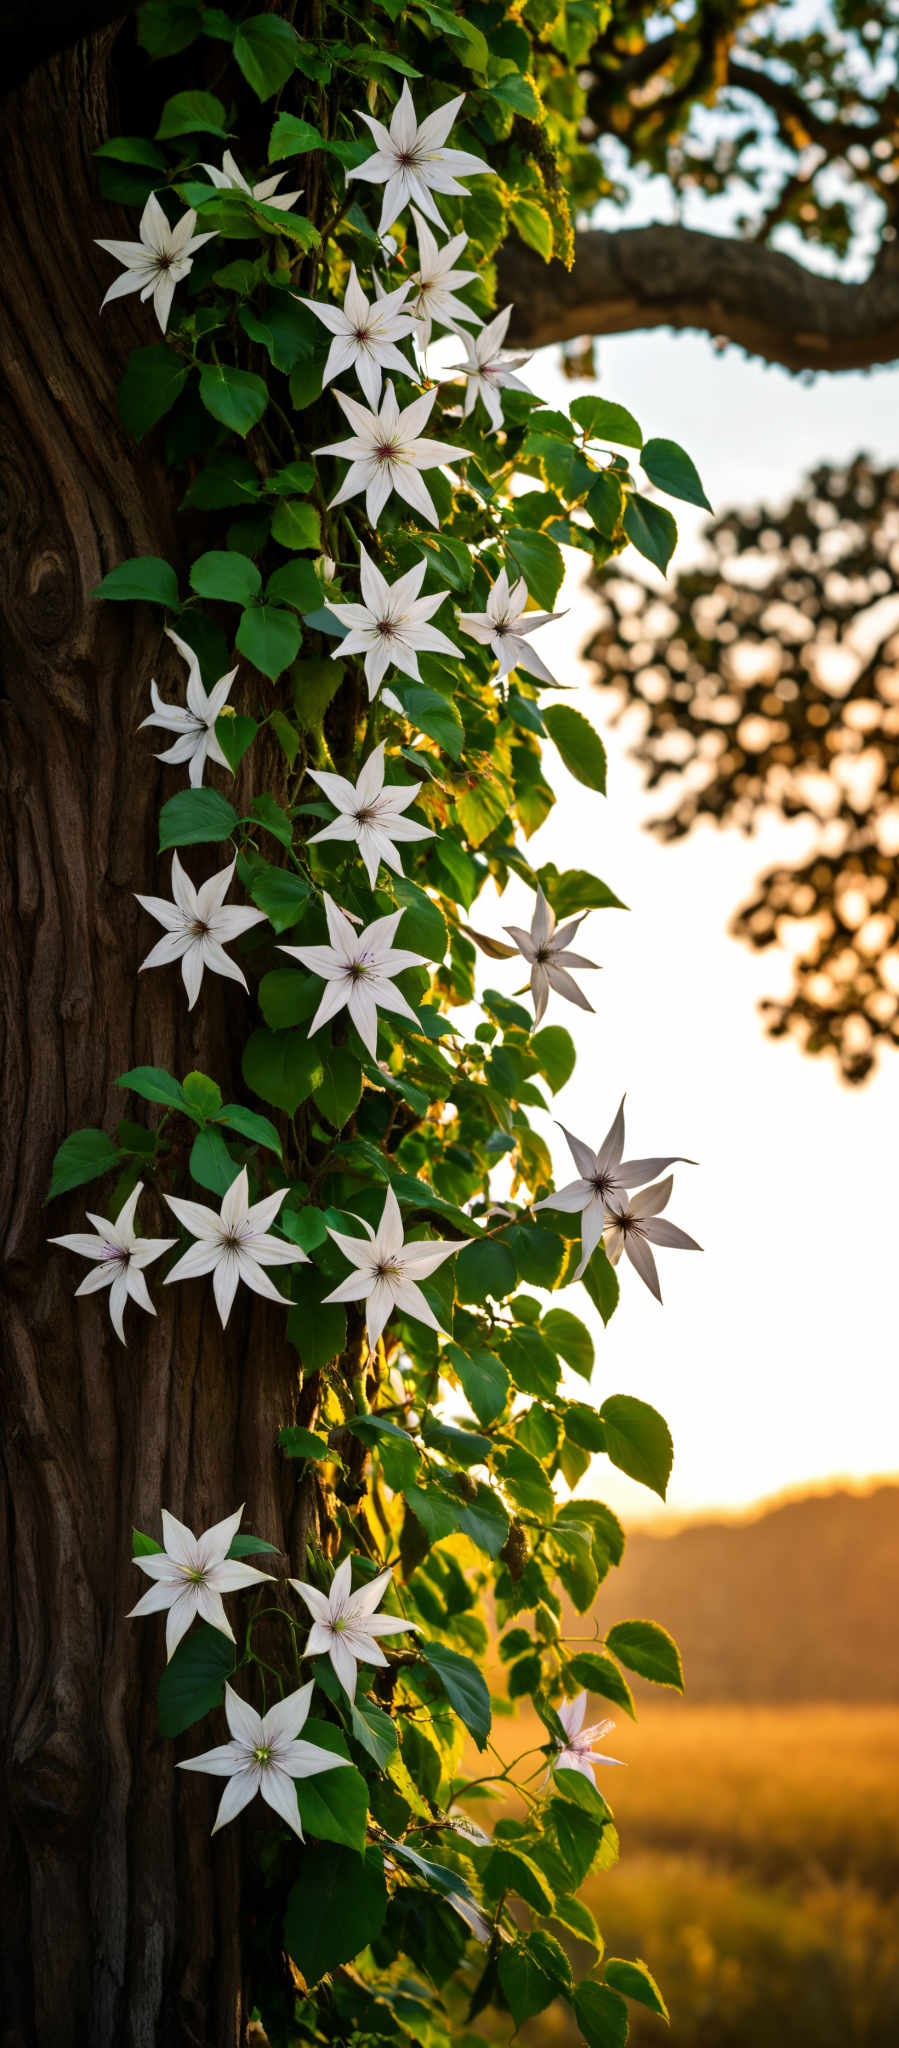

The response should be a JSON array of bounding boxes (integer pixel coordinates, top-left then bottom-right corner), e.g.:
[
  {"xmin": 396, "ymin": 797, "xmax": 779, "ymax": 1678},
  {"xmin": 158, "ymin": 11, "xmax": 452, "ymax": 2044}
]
[
  {"xmin": 138, "ymin": 627, "xmax": 236, "ymax": 787},
  {"xmin": 290, "ymin": 1557, "xmax": 418, "ymax": 1701},
  {"xmin": 347, "ymin": 83, "xmax": 491, "ymax": 238},
  {"xmin": 458, "ymin": 568, "xmax": 563, "ymax": 687},
  {"xmin": 96, "ymin": 191, "xmax": 216, "ymax": 333},
  {"xmin": 307, "ymin": 741, "xmax": 433, "ymax": 887},
  {"xmin": 325, "ymin": 545, "xmax": 460, "ymax": 699},
  {"xmin": 405, "ymin": 209, "xmax": 481, "ymax": 346},
  {"xmin": 553, "ymin": 1692, "xmax": 624, "ymax": 1783},
  {"xmin": 322, "ymin": 1182, "xmax": 469, "ymax": 1349},
  {"xmin": 280, "ymin": 894, "xmax": 426, "ymax": 1058},
  {"xmin": 535, "ymin": 1099, "xmax": 691, "ymax": 1278},
  {"xmin": 49, "ymin": 1181, "xmax": 175, "ymax": 1344},
  {"xmin": 199, "ymin": 149, "xmax": 301, "ymax": 212},
  {"xmin": 163, "ymin": 1167, "xmax": 306, "ymax": 1328},
  {"xmin": 299, "ymin": 264, "xmax": 416, "ymax": 408},
  {"xmin": 128, "ymin": 1504, "xmax": 273, "ymax": 1661},
  {"xmin": 504, "ymin": 885, "xmax": 599, "ymax": 1025},
  {"xmin": 603, "ymin": 1176, "xmax": 701, "ymax": 1301},
  {"xmin": 177, "ymin": 1680, "xmax": 350, "ymax": 1837},
  {"xmin": 315, "ymin": 380, "xmax": 469, "ymax": 528},
  {"xmin": 446, "ymin": 305, "xmax": 532, "ymax": 432},
  {"xmin": 135, "ymin": 853, "xmax": 267, "ymax": 1010}
]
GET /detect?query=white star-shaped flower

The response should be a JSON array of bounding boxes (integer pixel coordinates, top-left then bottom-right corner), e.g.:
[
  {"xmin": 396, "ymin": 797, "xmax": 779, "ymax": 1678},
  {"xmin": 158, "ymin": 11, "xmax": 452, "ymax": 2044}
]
[
  {"xmin": 128, "ymin": 1504, "xmax": 273, "ymax": 1662},
  {"xmin": 322, "ymin": 1183, "xmax": 469, "ymax": 1349},
  {"xmin": 325, "ymin": 545, "xmax": 460, "ymax": 699},
  {"xmin": 289, "ymin": 1557, "xmax": 419, "ymax": 1702},
  {"xmin": 347, "ymin": 83, "xmax": 491, "ymax": 238},
  {"xmin": 280, "ymin": 893, "xmax": 426, "ymax": 1057},
  {"xmin": 95, "ymin": 191, "xmax": 216, "ymax": 333},
  {"xmin": 138, "ymin": 627, "xmax": 236, "ymax": 788},
  {"xmin": 299, "ymin": 264, "xmax": 416, "ymax": 408},
  {"xmin": 504, "ymin": 886, "xmax": 598, "ymax": 1026},
  {"xmin": 446, "ymin": 306, "xmax": 532, "ymax": 433},
  {"xmin": 315, "ymin": 380, "xmax": 468, "ymax": 529},
  {"xmin": 164, "ymin": 1166, "xmax": 305, "ymax": 1328},
  {"xmin": 553, "ymin": 1693, "xmax": 624, "ymax": 1783},
  {"xmin": 199, "ymin": 148, "xmax": 301, "ymax": 212},
  {"xmin": 535, "ymin": 1099, "xmax": 690, "ymax": 1280},
  {"xmin": 307, "ymin": 741, "xmax": 433, "ymax": 888},
  {"xmin": 459, "ymin": 568, "xmax": 563, "ymax": 687},
  {"xmin": 603, "ymin": 1176, "xmax": 701, "ymax": 1302},
  {"xmin": 406, "ymin": 209, "xmax": 481, "ymax": 346},
  {"xmin": 49, "ymin": 1181, "xmax": 175, "ymax": 1344},
  {"xmin": 178, "ymin": 1679, "xmax": 350, "ymax": 1838},
  {"xmin": 135, "ymin": 853, "xmax": 267, "ymax": 1010}
]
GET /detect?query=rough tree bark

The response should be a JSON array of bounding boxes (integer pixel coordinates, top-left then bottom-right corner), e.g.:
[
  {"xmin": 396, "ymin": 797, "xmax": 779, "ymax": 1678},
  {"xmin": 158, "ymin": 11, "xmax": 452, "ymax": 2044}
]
[{"xmin": 0, "ymin": 30, "xmax": 313, "ymax": 2048}]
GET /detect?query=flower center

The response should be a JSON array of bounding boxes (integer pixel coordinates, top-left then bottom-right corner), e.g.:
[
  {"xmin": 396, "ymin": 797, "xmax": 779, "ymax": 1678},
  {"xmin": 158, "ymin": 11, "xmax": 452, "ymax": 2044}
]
[
  {"xmin": 353, "ymin": 324, "xmax": 371, "ymax": 344},
  {"xmin": 253, "ymin": 1745, "xmax": 271, "ymax": 1766},
  {"xmin": 183, "ymin": 1566, "xmax": 206, "ymax": 1585},
  {"xmin": 189, "ymin": 919, "xmax": 209, "ymax": 939},
  {"xmin": 354, "ymin": 805, "xmax": 376, "ymax": 826},
  {"xmin": 375, "ymin": 441, "xmax": 398, "ymax": 463},
  {"xmin": 375, "ymin": 1259, "xmax": 400, "ymax": 1280},
  {"xmin": 349, "ymin": 961, "xmax": 368, "ymax": 982}
]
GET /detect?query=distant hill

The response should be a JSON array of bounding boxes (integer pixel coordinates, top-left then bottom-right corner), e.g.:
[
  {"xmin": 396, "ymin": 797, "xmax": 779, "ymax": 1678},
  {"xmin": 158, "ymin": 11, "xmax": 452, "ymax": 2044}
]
[{"xmin": 602, "ymin": 1484, "xmax": 899, "ymax": 1703}]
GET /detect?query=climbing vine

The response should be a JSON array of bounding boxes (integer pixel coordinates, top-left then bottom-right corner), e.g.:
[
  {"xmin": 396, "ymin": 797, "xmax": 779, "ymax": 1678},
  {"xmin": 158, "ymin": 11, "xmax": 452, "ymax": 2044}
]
[{"xmin": 48, "ymin": 3, "xmax": 707, "ymax": 2040}]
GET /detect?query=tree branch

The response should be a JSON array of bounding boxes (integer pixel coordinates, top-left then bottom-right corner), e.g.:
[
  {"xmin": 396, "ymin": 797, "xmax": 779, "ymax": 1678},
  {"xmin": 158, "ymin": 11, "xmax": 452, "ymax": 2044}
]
[{"xmin": 501, "ymin": 223, "xmax": 899, "ymax": 375}]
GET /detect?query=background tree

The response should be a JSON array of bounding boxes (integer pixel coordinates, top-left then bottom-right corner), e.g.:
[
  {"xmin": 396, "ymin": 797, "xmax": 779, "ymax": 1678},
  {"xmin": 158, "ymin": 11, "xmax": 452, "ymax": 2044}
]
[{"xmin": 586, "ymin": 454, "xmax": 899, "ymax": 1083}]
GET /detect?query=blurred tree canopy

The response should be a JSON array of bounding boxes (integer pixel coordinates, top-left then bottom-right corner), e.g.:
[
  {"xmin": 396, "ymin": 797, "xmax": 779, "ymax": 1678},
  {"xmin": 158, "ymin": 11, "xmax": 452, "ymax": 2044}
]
[{"xmin": 586, "ymin": 455, "xmax": 899, "ymax": 1083}]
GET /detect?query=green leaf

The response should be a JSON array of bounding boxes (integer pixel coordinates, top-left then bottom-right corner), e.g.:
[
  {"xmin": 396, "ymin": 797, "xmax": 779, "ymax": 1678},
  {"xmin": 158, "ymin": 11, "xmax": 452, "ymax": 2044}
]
[
  {"xmin": 530, "ymin": 1024, "xmax": 576, "ymax": 1093},
  {"xmin": 94, "ymin": 556, "xmax": 178, "ymax": 608},
  {"xmin": 420, "ymin": 1639, "xmax": 491, "ymax": 1749},
  {"xmin": 284, "ymin": 1845, "xmax": 387, "ymax": 1986},
  {"xmin": 388, "ymin": 680, "xmax": 464, "ymax": 759},
  {"xmin": 278, "ymin": 1424, "xmax": 333, "ymax": 1461},
  {"xmin": 287, "ymin": 1267, "xmax": 346, "ymax": 1372},
  {"xmin": 215, "ymin": 1103, "xmax": 283, "ymax": 1157},
  {"xmin": 248, "ymin": 793, "xmax": 292, "ymax": 848},
  {"xmin": 543, "ymin": 705, "xmax": 607, "ymax": 794},
  {"xmin": 510, "ymin": 195, "xmax": 553, "ymax": 259},
  {"xmin": 242, "ymin": 1028, "xmax": 325, "ymax": 1113},
  {"xmin": 118, "ymin": 345, "xmax": 188, "ymax": 439},
  {"xmin": 180, "ymin": 1070, "xmax": 222, "ymax": 1119},
  {"xmin": 581, "ymin": 1244, "xmax": 620, "ymax": 1326},
  {"xmin": 293, "ymin": 1726, "xmax": 367, "ymax": 1850},
  {"xmin": 544, "ymin": 868, "xmax": 626, "ymax": 917},
  {"xmin": 156, "ymin": 90, "xmax": 227, "ymax": 138},
  {"xmin": 313, "ymin": 1045, "xmax": 363, "ymax": 1130},
  {"xmin": 157, "ymin": 1622, "xmax": 234, "ymax": 1737},
  {"xmin": 198, "ymin": 364, "xmax": 268, "ymax": 437},
  {"xmin": 117, "ymin": 1066, "xmax": 192, "ymax": 1115},
  {"xmin": 504, "ymin": 526, "xmax": 565, "ymax": 609},
  {"xmin": 499, "ymin": 1938, "xmax": 562, "ymax": 2027},
  {"xmin": 483, "ymin": 1846, "xmax": 554, "ymax": 1914},
  {"xmin": 542, "ymin": 1308, "xmax": 594, "ymax": 1379},
  {"xmin": 48, "ymin": 1128, "xmax": 119, "ymax": 1200},
  {"xmin": 158, "ymin": 787, "xmax": 239, "ymax": 851},
  {"xmin": 490, "ymin": 72, "xmax": 541, "ymax": 118},
  {"xmin": 455, "ymin": 1238, "xmax": 516, "ymax": 1305},
  {"xmin": 267, "ymin": 556, "xmax": 321, "ymax": 612},
  {"xmin": 236, "ymin": 604, "xmax": 301, "ymax": 680},
  {"xmin": 622, "ymin": 493, "xmax": 678, "ymax": 575},
  {"xmin": 605, "ymin": 1619, "xmax": 684, "ymax": 1692},
  {"xmin": 393, "ymin": 876, "xmax": 447, "ymax": 962},
  {"xmin": 257, "ymin": 967, "xmax": 318, "ymax": 1026},
  {"xmin": 604, "ymin": 1958, "xmax": 669, "ymax": 2019},
  {"xmin": 641, "ymin": 436, "xmax": 711, "ymax": 511},
  {"xmin": 268, "ymin": 112, "xmax": 325, "ymax": 160},
  {"xmin": 189, "ymin": 1126, "xmax": 236, "ymax": 1196},
  {"xmin": 444, "ymin": 1342, "xmax": 509, "ymax": 1426},
  {"xmin": 238, "ymin": 857, "xmax": 308, "ymax": 932},
  {"xmin": 137, "ymin": 1, "xmax": 202, "ymax": 59},
  {"xmin": 496, "ymin": 1444, "xmax": 555, "ymax": 1519},
  {"xmin": 227, "ymin": 1532, "xmax": 279, "ymax": 1558},
  {"xmin": 599, "ymin": 1394, "xmax": 673, "ymax": 1501},
  {"xmin": 234, "ymin": 14, "xmax": 299, "ymax": 98},
  {"xmin": 587, "ymin": 471, "xmax": 626, "ymax": 537},
  {"xmin": 270, "ymin": 499, "xmax": 321, "ymax": 551},
  {"xmin": 571, "ymin": 395, "xmax": 642, "ymax": 449},
  {"xmin": 566, "ymin": 1653, "xmax": 636, "ymax": 1719},
  {"xmin": 350, "ymin": 1696, "xmax": 398, "ymax": 1769},
  {"xmin": 574, "ymin": 1980, "xmax": 630, "ymax": 2048},
  {"xmin": 189, "ymin": 550, "xmax": 262, "ymax": 605},
  {"xmin": 132, "ymin": 1526, "xmax": 162, "ymax": 1555}
]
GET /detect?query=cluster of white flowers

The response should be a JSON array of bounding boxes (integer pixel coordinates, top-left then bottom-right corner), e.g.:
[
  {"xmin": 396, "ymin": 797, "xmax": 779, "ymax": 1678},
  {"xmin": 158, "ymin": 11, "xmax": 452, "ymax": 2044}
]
[
  {"xmin": 129, "ymin": 1507, "xmax": 416, "ymax": 1834},
  {"xmin": 536, "ymin": 1097, "xmax": 699, "ymax": 1299}
]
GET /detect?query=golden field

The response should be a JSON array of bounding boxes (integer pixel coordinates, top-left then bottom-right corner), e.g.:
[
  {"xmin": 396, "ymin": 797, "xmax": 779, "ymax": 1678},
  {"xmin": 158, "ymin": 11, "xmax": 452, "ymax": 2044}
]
[{"xmin": 516, "ymin": 1705, "xmax": 899, "ymax": 2047}]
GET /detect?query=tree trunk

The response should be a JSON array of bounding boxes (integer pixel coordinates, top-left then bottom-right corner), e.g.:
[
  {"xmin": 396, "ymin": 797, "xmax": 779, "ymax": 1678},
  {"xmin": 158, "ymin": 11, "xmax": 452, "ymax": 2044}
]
[{"xmin": 0, "ymin": 33, "xmax": 307, "ymax": 2047}]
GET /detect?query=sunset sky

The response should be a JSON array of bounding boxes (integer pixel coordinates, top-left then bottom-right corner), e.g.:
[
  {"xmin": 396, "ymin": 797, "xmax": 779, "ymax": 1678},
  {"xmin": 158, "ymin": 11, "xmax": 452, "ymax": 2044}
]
[{"xmin": 478, "ymin": 326, "xmax": 899, "ymax": 1522}]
